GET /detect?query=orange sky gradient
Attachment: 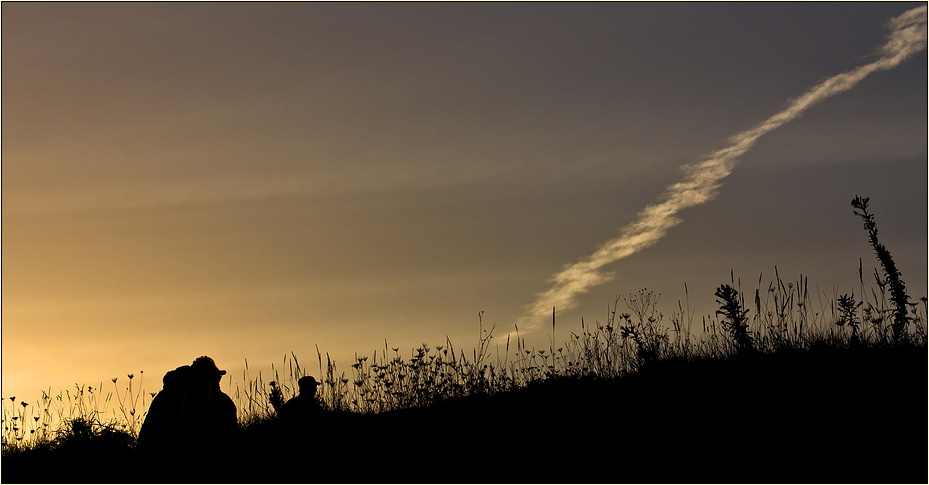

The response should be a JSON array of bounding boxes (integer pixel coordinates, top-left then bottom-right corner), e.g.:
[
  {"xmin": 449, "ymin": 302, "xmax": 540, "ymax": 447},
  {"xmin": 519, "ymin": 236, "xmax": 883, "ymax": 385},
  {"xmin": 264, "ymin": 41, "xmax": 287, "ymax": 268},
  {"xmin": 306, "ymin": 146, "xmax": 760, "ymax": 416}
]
[{"xmin": 2, "ymin": 2, "xmax": 927, "ymax": 421}]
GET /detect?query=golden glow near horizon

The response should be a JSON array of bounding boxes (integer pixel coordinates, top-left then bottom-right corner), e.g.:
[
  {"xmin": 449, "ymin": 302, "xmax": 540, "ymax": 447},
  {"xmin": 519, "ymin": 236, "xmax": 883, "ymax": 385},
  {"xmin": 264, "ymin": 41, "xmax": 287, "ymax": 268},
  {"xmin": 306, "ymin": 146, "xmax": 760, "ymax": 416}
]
[{"xmin": 2, "ymin": 3, "xmax": 926, "ymax": 426}]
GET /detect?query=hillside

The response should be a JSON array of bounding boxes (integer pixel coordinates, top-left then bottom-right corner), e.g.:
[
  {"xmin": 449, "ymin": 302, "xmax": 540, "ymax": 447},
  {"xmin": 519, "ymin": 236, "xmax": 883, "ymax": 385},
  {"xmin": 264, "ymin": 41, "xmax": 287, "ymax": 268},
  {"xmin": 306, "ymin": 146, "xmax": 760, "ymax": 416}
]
[{"xmin": 3, "ymin": 342, "xmax": 925, "ymax": 484}]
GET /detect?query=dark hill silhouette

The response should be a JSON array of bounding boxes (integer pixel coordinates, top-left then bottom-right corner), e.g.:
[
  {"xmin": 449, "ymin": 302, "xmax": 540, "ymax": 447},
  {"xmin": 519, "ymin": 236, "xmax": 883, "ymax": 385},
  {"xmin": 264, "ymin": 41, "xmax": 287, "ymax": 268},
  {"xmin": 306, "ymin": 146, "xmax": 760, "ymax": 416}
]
[
  {"xmin": 231, "ymin": 343, "xmax": 927, "ymax": 483},
  {"xmin": 2, "ymin": 343, "xmax": 925, "ymax": 484}
]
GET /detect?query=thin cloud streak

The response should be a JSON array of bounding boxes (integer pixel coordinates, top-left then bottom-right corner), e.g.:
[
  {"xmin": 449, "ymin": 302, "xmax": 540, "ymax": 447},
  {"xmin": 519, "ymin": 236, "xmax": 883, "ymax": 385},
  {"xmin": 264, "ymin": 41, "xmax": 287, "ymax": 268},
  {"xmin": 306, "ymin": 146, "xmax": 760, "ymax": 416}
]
[{"xmin": 515, "ymin": 6, "xmax": 927, "ymax": 335}]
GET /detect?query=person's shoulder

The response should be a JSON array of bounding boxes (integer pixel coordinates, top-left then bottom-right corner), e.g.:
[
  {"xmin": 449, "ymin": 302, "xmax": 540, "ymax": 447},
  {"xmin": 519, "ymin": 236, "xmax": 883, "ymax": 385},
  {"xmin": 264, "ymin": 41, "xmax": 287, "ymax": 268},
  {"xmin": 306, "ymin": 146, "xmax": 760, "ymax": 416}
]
[
  {"xmin": 216, "ymin": 392, "xmax": 236, "ymax": 407},
  {"xmin": 281, "ymin": 396, "xmax": 300, "ymax": 410}
]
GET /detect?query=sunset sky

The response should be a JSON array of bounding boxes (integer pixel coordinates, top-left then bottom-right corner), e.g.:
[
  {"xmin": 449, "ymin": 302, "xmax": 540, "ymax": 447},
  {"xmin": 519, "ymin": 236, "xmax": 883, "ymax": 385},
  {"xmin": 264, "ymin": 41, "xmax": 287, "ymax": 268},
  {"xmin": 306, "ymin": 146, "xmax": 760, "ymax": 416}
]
[{"xmin": 2, "ymin": 2, "xmax": 927, "ymax": 409}]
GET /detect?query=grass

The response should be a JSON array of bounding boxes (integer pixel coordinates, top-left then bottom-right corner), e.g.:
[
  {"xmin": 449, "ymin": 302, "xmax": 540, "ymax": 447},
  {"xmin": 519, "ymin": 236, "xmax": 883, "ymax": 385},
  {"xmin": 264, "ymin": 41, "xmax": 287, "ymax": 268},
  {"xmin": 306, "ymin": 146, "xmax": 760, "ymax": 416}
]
[{"xmin": 2, "ymin": 197, "xmax": 926, "ymax": 483}]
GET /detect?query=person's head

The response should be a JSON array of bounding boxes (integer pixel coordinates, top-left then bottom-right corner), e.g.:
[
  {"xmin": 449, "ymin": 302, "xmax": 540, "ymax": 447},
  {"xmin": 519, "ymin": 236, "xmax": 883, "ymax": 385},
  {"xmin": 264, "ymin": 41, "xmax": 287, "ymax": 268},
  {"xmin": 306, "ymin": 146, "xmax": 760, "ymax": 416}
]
[
  {"xmin": 298, "ymin": 376, "xmax": 320, "ymax": 395},
  {"xmin": 191, "ymin": 356, "xmax": 227, "ymax": 386},
  {"xmin": 163, "ymin": 365, "xmax": 192, "ymax": 391}
]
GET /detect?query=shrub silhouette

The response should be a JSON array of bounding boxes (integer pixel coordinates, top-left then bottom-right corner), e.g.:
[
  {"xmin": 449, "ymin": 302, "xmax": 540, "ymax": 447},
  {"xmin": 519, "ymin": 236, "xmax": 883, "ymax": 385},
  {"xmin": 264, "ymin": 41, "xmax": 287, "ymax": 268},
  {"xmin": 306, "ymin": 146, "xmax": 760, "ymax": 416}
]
[{"xmin": 715, "ymin": 283, "xmax": 754, "ymax": 353}]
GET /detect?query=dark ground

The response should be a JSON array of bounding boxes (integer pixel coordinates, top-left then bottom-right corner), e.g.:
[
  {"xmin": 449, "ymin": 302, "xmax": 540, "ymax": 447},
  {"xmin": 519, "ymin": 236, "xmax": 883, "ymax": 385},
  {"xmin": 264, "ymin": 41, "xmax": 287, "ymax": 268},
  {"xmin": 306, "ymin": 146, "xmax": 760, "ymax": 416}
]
[{"xmin": 2, "ymin": 343, "xmax": 926, "ymax": 484}]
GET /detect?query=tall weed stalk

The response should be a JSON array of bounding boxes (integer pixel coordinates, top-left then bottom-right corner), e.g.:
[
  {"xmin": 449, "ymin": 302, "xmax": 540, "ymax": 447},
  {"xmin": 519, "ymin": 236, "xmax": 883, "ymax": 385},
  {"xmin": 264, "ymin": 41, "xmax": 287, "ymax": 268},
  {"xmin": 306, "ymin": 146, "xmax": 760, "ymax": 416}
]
[{"xmin": 851, "ymin": 196, "xmax": 913, "ymax": 342}]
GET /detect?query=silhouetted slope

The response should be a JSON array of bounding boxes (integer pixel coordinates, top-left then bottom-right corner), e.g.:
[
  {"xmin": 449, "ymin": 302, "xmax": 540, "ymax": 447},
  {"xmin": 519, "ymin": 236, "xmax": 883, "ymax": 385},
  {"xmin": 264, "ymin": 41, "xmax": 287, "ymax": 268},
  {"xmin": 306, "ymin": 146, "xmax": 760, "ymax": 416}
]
[
  {"xmin": 240, "ymin": 343, "xmax": 926, "ymax": 484},
  {"xmin": 2, "ymin": 343, "xmax": 925, "ymax": 484}
]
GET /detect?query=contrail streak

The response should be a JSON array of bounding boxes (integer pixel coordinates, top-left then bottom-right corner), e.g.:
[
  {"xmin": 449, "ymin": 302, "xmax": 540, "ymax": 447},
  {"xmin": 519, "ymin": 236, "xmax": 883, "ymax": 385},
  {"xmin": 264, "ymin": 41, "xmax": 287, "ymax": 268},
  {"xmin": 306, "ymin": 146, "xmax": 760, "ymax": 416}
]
[{"xmin": 515, "ymin": 6, "xmax": 927, "ymax": 335}]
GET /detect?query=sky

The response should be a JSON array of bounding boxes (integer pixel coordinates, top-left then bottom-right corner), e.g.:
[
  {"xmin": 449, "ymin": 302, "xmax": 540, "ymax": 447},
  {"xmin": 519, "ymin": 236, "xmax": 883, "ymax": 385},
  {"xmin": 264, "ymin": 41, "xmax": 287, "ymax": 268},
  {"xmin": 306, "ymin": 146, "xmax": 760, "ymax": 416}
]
[{"xmin": 2, "ymin": 2, "xmax": 927, "ymax": 413}]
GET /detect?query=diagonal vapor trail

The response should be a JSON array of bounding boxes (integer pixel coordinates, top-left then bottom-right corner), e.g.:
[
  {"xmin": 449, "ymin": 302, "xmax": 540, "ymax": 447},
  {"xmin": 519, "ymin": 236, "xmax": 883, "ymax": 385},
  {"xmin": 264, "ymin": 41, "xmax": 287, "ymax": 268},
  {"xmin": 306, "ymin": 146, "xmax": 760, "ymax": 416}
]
[{"xmin": 514, "ymin": 6, "xmax": 927, "ymax": 336}]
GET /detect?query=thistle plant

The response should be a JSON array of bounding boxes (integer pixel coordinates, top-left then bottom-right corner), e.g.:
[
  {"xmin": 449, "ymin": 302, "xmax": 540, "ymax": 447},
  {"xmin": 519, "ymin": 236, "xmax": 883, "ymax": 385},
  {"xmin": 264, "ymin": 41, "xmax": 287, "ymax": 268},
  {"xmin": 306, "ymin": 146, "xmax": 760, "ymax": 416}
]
[
  {"xmin": 835, "ymin": 293, "xmax": 862, "ymax": 341},
  {"xmin": 715, "ymin": 283, "xmax": 754, "ymax": 354},
  {"xmin": 851, "ymin": 196, "xmax": 913, "ymax": 343},
  {"xmin": 268, "ymin": 381, "xmax": 285, "ymax": 415}
]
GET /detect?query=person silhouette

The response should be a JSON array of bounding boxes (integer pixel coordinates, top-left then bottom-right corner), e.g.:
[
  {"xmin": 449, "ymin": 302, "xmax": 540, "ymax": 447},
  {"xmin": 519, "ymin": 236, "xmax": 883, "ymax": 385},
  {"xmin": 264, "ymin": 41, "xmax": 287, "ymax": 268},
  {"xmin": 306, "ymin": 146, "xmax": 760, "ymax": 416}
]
[
  {"xmin": 187, "ymin": 356, "xmax": 238, "ymax": 442},
  {"xmin": 279, "ymin": 376, "xmax": 322, "ymax": 425},
  {"xmin": 137, "ymin": 356, "xmax": 239, "ymax": 464},
  {"xmin": 137, "ymin": 364, "xmax": 195, "ymax": 455}
]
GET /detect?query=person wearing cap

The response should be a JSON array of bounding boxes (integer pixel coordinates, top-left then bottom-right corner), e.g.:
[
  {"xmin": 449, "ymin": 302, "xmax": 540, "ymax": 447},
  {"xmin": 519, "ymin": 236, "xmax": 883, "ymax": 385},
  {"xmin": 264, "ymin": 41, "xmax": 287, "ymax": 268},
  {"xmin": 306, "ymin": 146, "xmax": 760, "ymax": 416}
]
[
  {"xmin": 188, "ymin": 356, "xmax": 238, "ymax": 442},
  {"xmin": 279, "ymin": 375, "xmax": 322, "ymax": 425}
]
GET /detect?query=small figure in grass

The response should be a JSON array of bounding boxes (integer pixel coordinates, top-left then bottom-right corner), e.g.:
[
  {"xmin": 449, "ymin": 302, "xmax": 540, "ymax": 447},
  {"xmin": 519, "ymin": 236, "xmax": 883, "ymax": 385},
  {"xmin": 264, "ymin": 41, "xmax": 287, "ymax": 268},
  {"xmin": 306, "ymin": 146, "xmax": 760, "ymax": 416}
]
[{"xmin": 279, "ymin": 376, "xmax": 322, "ymax": 425}]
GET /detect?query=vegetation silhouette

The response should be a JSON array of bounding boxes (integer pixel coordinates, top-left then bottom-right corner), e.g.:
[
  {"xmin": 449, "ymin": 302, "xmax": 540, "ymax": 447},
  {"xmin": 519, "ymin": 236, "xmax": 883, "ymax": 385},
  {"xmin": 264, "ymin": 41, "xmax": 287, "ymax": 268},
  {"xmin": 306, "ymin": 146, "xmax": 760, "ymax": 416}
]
[
  {"xmin": 851, "ymin": 195, "xmax": 915, "ymax": 343},
  {"xmin": 2, "ymin": 197, "xmax": 926, "ymax": 484}
]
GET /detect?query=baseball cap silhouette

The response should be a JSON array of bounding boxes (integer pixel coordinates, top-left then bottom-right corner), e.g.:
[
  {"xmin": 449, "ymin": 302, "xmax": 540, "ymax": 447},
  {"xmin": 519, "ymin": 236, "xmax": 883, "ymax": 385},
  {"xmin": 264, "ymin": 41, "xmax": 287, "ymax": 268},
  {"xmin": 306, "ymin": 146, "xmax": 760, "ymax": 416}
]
[{"xmin": 298, "ymin": 376, "xmax": 320, "ymax": 389}]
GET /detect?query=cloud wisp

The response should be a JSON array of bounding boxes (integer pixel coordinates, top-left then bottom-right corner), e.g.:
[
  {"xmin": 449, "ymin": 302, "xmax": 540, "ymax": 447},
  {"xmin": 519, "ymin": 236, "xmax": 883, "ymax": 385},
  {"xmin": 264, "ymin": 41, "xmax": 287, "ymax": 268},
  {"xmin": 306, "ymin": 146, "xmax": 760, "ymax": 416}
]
[{"xmin": 514, "ymin": 5, "xmax": 927, "ymax": 335}]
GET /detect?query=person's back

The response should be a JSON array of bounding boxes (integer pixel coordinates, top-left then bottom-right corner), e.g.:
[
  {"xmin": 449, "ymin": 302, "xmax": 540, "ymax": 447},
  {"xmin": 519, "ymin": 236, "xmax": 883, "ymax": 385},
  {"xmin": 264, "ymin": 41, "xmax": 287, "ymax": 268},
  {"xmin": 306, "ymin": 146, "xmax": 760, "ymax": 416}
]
[
  {"xmin": 138, "ymin": 365, "xmax": 194, "ymax": 456},
  {"xmin": 195, "ymin": 386, "xmax": 238, "ymax": 440}
]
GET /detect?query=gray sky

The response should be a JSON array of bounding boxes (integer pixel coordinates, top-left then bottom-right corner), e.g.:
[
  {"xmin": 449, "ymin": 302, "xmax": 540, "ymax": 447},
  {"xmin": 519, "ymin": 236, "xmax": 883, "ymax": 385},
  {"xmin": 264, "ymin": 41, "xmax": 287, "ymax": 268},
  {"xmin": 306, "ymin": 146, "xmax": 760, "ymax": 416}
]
[{"xmin": 2, "ymin": 2, "xmax": 926, "ymax": 408}]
